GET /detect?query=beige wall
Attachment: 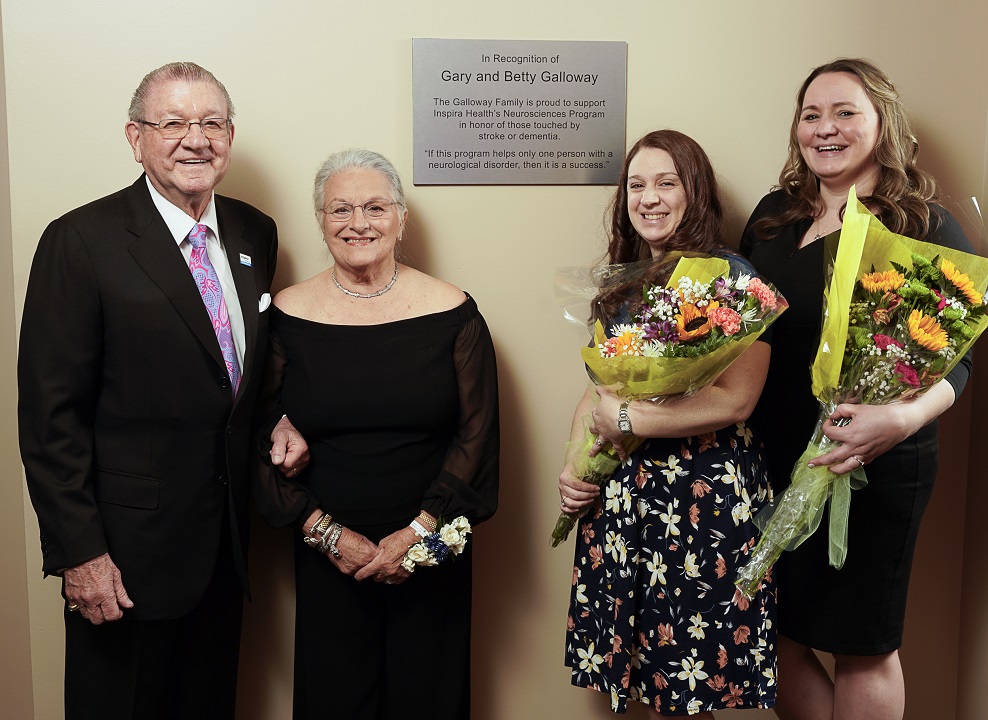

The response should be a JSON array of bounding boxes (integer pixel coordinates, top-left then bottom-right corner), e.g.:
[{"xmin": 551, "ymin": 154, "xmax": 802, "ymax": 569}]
[
  {"xmin": 0, "ymin": 5, "xmax": 35, "ymax": 719},
  {"xmin": 2, "ymin": 2, "xmax": 986, "ymax": 719}
]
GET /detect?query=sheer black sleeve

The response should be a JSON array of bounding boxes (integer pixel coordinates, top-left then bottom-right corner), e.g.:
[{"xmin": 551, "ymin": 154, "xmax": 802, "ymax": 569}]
[
  {"xmin": 420, "ymin": 306, "xmax": 500, "ymax": 525},
  {"xmin": 251, "ymin": 311, "xmax": 319, "ymax": 528}
]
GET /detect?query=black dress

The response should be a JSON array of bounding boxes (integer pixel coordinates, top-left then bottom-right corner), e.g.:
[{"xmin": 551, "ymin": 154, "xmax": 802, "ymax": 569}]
[
  {"xmin": 255, "ymin": 296, "xmax": 499, "ymax": 720},
  {"xmin": 740, "ymin": 190, "xmax": 972, "ymax": 654}
]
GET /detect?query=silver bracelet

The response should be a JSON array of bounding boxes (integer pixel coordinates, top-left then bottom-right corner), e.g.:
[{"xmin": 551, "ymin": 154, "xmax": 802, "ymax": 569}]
[
  {"xmin": 302, "ymin": 519, "xmax": 334, "ymax": 553},
  {"xmin": 326, "ymin": 522, "xmax": 343, "ymax": 558}
]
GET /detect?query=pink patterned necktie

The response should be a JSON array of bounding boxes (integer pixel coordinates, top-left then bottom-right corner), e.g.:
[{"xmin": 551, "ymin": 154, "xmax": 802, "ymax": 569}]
[{"xmin": 187, "ymin": 223, "xmax": 240, "ymax": 394}]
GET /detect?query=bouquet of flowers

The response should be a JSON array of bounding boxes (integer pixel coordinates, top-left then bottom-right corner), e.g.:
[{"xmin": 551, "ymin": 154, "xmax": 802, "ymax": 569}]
[
  {"xmin": 550, "ymin": 253, "xmax": 788, "ymax": 546},
  {"xmin": 736, "ymin": 187, "xmax": 988, "ymax": 597}
]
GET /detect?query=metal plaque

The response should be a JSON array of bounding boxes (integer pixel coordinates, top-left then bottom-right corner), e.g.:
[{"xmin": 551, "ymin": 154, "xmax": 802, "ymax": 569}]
[{"xmin": 413, "ymin": 38, "xmax": 627, "ymax": 185}]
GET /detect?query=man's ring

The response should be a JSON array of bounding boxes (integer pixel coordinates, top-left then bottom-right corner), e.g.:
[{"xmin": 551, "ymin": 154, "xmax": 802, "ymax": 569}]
[
  {"xmin": 594, "ymin": 437, "xmax": 606, "ymax": 448},
  {"xmin": 385, "ymin": 579, "xmax": 395, "ymax": 585},
  {"xmin": 852, "ymin": 455, "xmax": 865, "ymax": 467},
  {"xmin": 67, "ymin": 603, "xmax": 79, "ymax": 612}
]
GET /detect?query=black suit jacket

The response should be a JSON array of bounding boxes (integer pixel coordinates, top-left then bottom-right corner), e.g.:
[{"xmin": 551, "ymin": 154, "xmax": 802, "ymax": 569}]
[{"xmin": 18, "ymin": 175, "xmax": 277, "ymax": 620}]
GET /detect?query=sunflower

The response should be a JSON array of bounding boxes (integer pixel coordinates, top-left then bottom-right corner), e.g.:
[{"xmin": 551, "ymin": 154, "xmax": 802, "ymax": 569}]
[
  {"xmin": 907, "ymin": 310, "xmax": 949, "ymax": 352},
  {"xmin": 675, "ymin": 301, "xmax": 718, "ymax": 341},
  {"xmin": 939, "ymin": 258, "xmax": 982, "ymax": 305},
  {"xmin": 860, "ymin": 269, "xmax": 905, "ymax": 293}
]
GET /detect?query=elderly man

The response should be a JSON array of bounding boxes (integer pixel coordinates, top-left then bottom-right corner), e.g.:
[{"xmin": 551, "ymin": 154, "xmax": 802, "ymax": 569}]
[{"xmin": 17, "ymin": 62, "xmax": 304, "ymax": 720}]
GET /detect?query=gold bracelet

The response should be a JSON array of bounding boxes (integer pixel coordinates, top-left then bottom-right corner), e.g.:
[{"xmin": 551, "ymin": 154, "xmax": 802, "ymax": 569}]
[
  {"xmin": 305, "ymin": 512, "xmax": 333, "ymax": 537},
  {"xmin": 416, "ymin": 511, "xmax": 437, "ymax": 533}
]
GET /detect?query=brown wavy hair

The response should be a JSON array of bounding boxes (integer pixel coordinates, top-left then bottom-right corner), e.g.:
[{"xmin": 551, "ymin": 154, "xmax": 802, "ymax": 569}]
[
  {"xmin": 594, "ymin": 130, "xmax": 730, "ymax": 322},
  {"xmin": 750, "ymin": 58, "xmax": 939, "ymax": 241}
]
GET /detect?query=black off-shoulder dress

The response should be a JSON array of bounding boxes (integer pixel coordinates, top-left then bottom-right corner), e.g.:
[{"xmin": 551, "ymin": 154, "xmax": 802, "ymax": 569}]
[{"xmin": 256, "ymin": 295, "xmax": 499, "ymax": 720}]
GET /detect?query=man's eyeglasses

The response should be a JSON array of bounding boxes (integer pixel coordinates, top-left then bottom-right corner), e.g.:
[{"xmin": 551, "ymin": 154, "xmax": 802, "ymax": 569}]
[
  {"xmin": 320, "ymin": 201, "xmax": 397, "ymax": 221},
  {"xmin": 139, "ymin": 118, "xmax": 231, "ymax": 140}
]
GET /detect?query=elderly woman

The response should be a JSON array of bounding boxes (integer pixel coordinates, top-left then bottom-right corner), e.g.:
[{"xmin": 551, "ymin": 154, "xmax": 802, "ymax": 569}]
[
  {"xmin": 256, "ymin": 149, "xmax": 499, "ymax": 720},
  {"xmin": 559, "ymin": 130, "xmax": 777, "ymax": 717},
  {"xmin": 740, "ymin": 58, "xmax": 973, "ymax": 720}
]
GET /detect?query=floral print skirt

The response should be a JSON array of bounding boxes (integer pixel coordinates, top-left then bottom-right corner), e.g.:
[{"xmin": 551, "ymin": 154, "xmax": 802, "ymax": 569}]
[{"xmin": 564, "ymin": 422, "xmax": 777, "ymax": 715}]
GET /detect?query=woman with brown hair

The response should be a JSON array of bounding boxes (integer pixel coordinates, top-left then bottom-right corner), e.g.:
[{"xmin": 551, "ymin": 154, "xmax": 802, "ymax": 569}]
[
  {"xmin": 741, "ymin": 58, "xmax": 974, "ymax": 719},
  {"xmin": 560, "ymin": 130, "xmax": 777, "ymax": 717}
]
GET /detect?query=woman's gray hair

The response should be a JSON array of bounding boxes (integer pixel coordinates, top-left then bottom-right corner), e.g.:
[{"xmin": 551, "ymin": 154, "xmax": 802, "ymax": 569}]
[
  {"xmin": 128, "ymin": 62, "xmax": 234, "ymax": 121},
  {"xmin": 313, "ymin": 149, "xmax": 407, "ymax": 212}
]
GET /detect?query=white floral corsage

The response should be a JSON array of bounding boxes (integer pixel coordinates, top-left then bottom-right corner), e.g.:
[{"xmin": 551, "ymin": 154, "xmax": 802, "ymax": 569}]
[{"xmin": 400, "ymin": 516, "xmax": 472, "ymax": 573}]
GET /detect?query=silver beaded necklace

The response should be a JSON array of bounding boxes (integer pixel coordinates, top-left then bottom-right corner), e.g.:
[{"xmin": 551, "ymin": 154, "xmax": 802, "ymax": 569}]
[{"xmin": 332, "ymin": 265, "xmax": 399, "ymax": 299}]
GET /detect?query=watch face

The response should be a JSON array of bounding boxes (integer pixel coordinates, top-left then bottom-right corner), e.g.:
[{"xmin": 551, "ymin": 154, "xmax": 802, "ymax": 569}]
[{"xmin": 618, "ymin": 402, "xmax": 632, "ymax": 434}]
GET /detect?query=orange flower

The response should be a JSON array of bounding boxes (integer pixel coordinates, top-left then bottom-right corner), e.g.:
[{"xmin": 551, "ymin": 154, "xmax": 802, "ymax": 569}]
[
  {"xmin": 691, "ymin": 478, "xmax": 713, "ymax": 498},
  {"xmin": 722, "ymin": 683, "xmax": 745, "ymax": 708},
  {"xmin": 714, "ymin": 555, "xmax": 727, "ymax": 579},
  {"xmin": 602, "ymin": 330, "xmax": 642, "ymax": 356},
  {"xmin": 732, "ymin": 587, "xmax": 751, "ymax": 611},
  {"xmin": 589, "ymin": 544, "xmax": 604, "ymax": 570},
  {"xmin": 907, "ymin": 310, "xmax": 949, "ymax": 352},
  {"xmin": 580, "ymin": 524, "xmax": 595, "ymax": 544},
  {"xmin": 675, "ymin": 301, "xmax": 719, "ymax": 341},
  {"xmin": 656, "ymin": 623, "xmax": 676, "ymax": 646},
  {"xmin": 940, "ymin": 258, "xmax": 983, "ymax": 304},
  {"xmin": 872, "ymin": 308, "xmax": 891, "ymax": 325},
  {"xmin": 634, "ymin": 466, "xmax": 652, "ymax": 489},
  {"xmin": 860, "ymin": 269, "xmax": 905, "ymax": 293},
  {"xmin": 612, "ymin": 596, "xmax": 623, "ymax": 621},
  {"xmin": 733, "ymin": 625, "xmax": 751, "ymax": 645}
]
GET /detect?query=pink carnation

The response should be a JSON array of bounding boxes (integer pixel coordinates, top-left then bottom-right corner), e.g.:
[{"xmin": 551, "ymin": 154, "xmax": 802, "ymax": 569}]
[
  {"xmin": 895, "ymin": 361, "xmax": 920, "ymax": 388},
  {"xmin": 873, "ymin": 334, "xmax": 904, "ymax": 351},
  {"xmin": 708, "ymin": 306, "xmax": 742, "ymax": 335},
  {"xmin": 746, "ymin": 278, "xmax": 778, "ymax": 310}
]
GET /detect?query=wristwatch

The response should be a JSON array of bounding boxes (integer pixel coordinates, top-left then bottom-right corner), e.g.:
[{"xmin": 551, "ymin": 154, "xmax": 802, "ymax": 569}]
[{"xmin": 618, "ymin": 399, "xmax": 633, "ymax": 435}]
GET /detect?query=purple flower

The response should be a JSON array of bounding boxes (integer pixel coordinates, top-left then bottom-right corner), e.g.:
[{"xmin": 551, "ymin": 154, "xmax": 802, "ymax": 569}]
[{"xmin": 713, "ymin": 277, "xmax": 740, "ymax": 302}]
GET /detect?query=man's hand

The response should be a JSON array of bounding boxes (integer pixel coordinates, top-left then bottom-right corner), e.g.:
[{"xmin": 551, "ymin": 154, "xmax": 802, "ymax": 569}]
[
  {"xmin": 63, "ymin": 553, "xmax": 133, "ymax": 625},
  {"xmin": 270, "ymin": 415, "xmax": 310, "ymax": 478}
]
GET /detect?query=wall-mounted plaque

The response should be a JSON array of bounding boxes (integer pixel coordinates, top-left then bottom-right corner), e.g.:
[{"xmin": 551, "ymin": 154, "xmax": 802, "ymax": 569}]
[{"xmin": 413, "ymin": 38, "xmax": 627, "ymax": 185}]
